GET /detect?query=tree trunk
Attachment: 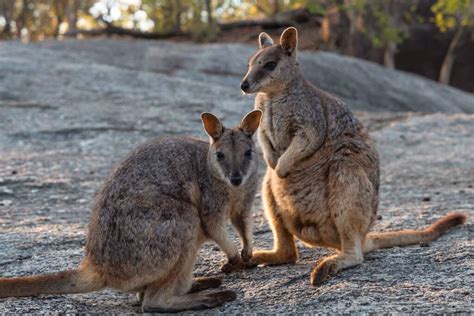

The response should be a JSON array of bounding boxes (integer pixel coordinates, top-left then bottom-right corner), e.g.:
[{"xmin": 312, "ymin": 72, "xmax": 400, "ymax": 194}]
[
  {"xmin": 384, "ymin": 42, "xmax": 396, "ymax": 69},
  {"xmin": 55, "ymin": 15, "xmax": 63, "ymax": 37},
  {"xmin": 343, "ymin": 0, "xmax": 357, "ymax": 56},
  {"xmin": 16, "ymin": 0, "xmax": 29, "ymax": 38},
  {"xmin": 205, "ymin": 0, "xmax": 213, "ymax": 26},
  {"xmin": 53, "ymin": 1, "xmax": 65, "ymax": 38},
  {"xmin": 2, "ymin": 0, "xmax": 16, "ymax": 37},
  {"xmin": 439, "ymin": 27, "xmax": 464, "ymax": 85},
  {"xmin": 66, "ymin": 0, "xmax": 79, "ymax": 33},
  {"xmin": 65, "ymin": 25, "xmax": 186, "ymax": 39},
  {"xmin": 273, "ymin": 0, "xmax": 280, "ymax": 16},
  {"xmin": 173, "ymin": 0, "xmax": 181, "ymax": 32}
]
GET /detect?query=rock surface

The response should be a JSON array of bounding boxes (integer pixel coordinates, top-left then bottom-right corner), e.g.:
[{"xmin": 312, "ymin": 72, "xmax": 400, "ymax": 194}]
[{"xmin": 0, "ymin": 39, "xmax": 472, "ymax": 314}]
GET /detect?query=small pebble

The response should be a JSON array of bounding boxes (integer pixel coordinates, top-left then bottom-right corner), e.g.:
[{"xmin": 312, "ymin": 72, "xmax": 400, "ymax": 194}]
[
  {"xmin": 0, "ymin": 188, "xmax": 13, "ymax": 195},
  {"xmin": 422, "ymin": 197, "xmax": 431, "ymax": 202},
  {"xmin": 0, "ymin": 199, "xmax": 12, "ymax": 206}
]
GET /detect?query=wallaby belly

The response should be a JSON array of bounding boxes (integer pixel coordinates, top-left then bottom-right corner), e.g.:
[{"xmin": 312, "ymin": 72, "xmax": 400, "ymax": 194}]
[{"xmin": 268, "ymin": 167, "xmax": 341, "ymax": 249}]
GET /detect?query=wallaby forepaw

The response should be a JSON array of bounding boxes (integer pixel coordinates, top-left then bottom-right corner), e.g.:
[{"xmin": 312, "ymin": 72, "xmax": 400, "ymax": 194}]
[
  {"xmin": 310, "ymin": 260, "xmax": 338, "ymax": 286},
  {"xmin": 266, "ymin": 154, "xmax": 278, "ymax": 169},
  {"xmin": 275, "ymin": 162, "xmax": 289, "ymax": 178},
  {"xmin": 221, "ymin": 256, "xmax": 257, "ymax": 273},
  {"xmin": 221, "ymin": 257, "xmax": 243, "ymax": 273},
  {"xmin": 241, "ymin": 248, "xmax": 253, "ymax": 262}
]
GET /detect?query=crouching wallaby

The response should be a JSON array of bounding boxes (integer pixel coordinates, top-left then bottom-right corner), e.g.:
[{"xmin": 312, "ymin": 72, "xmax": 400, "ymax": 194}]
[
  {"xmin": 0, "ymin": 110, "xmax": 262, "ymax": 312},
  {"xmin": 240, "ymin": 27, "xmax": 468, "ymax": 286}
]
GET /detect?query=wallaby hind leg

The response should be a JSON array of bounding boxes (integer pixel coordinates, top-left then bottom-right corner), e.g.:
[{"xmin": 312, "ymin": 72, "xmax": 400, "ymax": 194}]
[
  {"xmin": 136, "ymin": 277, "xmax": 222, "ymax": 304},
  {"xmin": 311, "ymin": 161, "xmax": 373, "ymax": 286},
  {"xmin": 141, "ymin": 282, "xmax": 236, "ymax": 313},
  {"xmin": 251, "ymin": 175, "xmax": 298, "ymax": 266},
  {"xmin": 189, "ymin": 277, "xmax": 222, "ymax": 293},
  {"xmin": 311, "ymin": 237, "xmax": 364, "ymax": 286},
  {"xmin": 141, "ymin": 243, "xmax": 235, "ymax": 313}
]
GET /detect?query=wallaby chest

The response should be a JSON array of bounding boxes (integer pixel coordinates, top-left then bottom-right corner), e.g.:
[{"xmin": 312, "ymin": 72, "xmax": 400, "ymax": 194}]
[{"xmin": 256, "ymin": 96, "xmax": 294, "ymax": 155}]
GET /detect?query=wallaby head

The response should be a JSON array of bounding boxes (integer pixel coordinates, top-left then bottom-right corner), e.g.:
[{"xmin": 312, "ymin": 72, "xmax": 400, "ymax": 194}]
[
  {"xmin": 201, "ymin": 110, "xmax": 262, "ymax": 187},
  {"xmin": 241, "ymin": 27, "xmax": 300, "ymax": 94}
]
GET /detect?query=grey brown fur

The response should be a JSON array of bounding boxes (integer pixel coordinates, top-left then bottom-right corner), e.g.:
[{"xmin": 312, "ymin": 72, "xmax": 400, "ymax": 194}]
[
  {"xmin": 241, "ymin": 27, "xmax": 468, "ymax": 286},
  {"xmin": 0, "ymin": 110, "xmax": 262, "ymax": 312}
]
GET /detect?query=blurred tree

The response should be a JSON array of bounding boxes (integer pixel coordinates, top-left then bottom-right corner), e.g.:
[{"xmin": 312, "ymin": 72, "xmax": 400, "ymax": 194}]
[
  {"xmin": 173, "ymin": 0, "xmax": 182, "ymax": 32},
  {"xmin": 66, "ymin": 0, "xmax": 80, "ymax": 33},
  {"xmin": 52, "ymin": 0, "xmax": 68, "ymax": 37},
  {"xmin": 431, "ymin": 0, "xmax": 474, "ymax": 84},
  {"xmin": 0, "ymin": 0, "xmax": 95, "ymax": 40},
  {"xmin": 0, "ymin": 0, "xmax": 14, "ymax": 38},
  {"xmin": 341, "ymin": 0, "xmax": 414, "ymax": 68}
]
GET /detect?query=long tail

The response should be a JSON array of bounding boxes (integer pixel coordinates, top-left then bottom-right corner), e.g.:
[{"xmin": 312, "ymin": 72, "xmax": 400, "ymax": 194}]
[
  {"xmin": 0, "ymin": 262, "xmax": 104, "ymax": 298},
  {"xmin": 363, "ymin": 212, "xmax": 468, "ymax": 253}
]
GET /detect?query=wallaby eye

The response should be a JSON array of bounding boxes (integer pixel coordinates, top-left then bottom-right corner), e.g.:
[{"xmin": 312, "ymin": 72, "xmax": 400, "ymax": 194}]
[
  {"xmin": 263, "ymin": 61, "xmax": 277, "ymax": 71},
  {"xmin": 216, "ymin": 152, "xmax": 225, "ymax": 160},
  {"xmin": 244, "ymin": 150, "xmax": 252, "ymax": 159}
]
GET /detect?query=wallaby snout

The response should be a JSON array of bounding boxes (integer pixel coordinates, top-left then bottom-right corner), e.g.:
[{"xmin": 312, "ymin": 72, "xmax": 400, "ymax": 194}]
[
  {"xmin": 230, "ymin": 172, "xmax": 243, "ymax": 186},
  {"xmin": 240, "ymin": 80, "xmax": 250, "ymax": 93}
]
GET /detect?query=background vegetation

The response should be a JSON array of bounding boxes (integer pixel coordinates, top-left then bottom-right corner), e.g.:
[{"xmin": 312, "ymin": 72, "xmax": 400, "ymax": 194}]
[{"xmin": 0, "ymin": 0, "xmax": 473, "ymax": 91}]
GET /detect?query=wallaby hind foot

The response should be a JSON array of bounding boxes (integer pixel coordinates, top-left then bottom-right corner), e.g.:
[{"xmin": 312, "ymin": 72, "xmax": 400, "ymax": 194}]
[
  {"xmin": 310, "ymin": 250, "xmax": 363, "ymax": 286},
  {"xmin": 188, "ymin": 277, "xmax": 223, "ymax": 293},
  {"xmin": 142, "ymin": 287, "xmax": 236, "ymax": 313}
]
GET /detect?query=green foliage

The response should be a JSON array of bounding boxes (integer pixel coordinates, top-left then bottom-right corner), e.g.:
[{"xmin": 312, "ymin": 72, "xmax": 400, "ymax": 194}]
[
  {"xmin": 341, "ymin": 0, "xmax": 410, "ymax": 48},
  {"xmin": 296, "ymin": 0, "xmax": 327, "ymax": 15},
  {"xmin": 0, "ymin": 0, "xmax": 471, "ymax": 45},
  {"xmin": 366, "ymin": 2, "xmax": 408, "ymax": 48},
  {"xmin": 431, "ymin": 0, "xmax": 474, "ymax": 32}
]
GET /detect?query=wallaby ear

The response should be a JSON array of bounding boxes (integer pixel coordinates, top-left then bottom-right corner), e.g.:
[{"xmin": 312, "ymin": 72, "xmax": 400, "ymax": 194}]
[
  {"xmin": 201, "ymin": 112, "xmax": 224, "ymax": 141},
  {"xmin": 280, "ymin": 27, "xmax": 298, "ymax": 56},
  {"xmin": 259, "ymin": 32, "xmax": 274, "ymax": 48},
  {"xmin": 240, "ymin": 110, "xmax": 262, "ymax": 137}
]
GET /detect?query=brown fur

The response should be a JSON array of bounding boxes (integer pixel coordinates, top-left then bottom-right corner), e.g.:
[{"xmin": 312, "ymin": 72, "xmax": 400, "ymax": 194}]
[
  {"xmin": 241, "ymin": 27, "xmax": 468, "ymax": 286},
  {"xmin": 0, "ymin": 110, "xmax": 262, "ymax": 312}
]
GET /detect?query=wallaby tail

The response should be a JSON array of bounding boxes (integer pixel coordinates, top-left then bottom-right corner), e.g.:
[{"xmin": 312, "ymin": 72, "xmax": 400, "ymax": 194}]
[
  {"xmin": 363, "ymin": 212, "xmax": 468, "ymax": 253},
  {"xmin": 0, "ymin": 263, "xmax": 104, "ymax": 298}
]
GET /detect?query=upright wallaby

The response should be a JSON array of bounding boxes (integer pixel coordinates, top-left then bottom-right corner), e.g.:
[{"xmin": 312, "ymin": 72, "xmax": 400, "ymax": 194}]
[
  {"xmin": 240, "ymin": 27, "xmax": 467, "ymax": 286},
  {"xmin": 0, "ymin": 110, "xmax": 262, "ymax": 312}
]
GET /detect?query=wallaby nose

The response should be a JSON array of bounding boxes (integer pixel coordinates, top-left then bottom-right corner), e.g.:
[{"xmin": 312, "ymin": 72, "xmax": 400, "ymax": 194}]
[
  {"xmin": 230, "ymin": 173, "xmax": 243, "ymax": 186},
  {"xmin": 240, "ymin": 80, "xmax": 250, "ymax": 92}
]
